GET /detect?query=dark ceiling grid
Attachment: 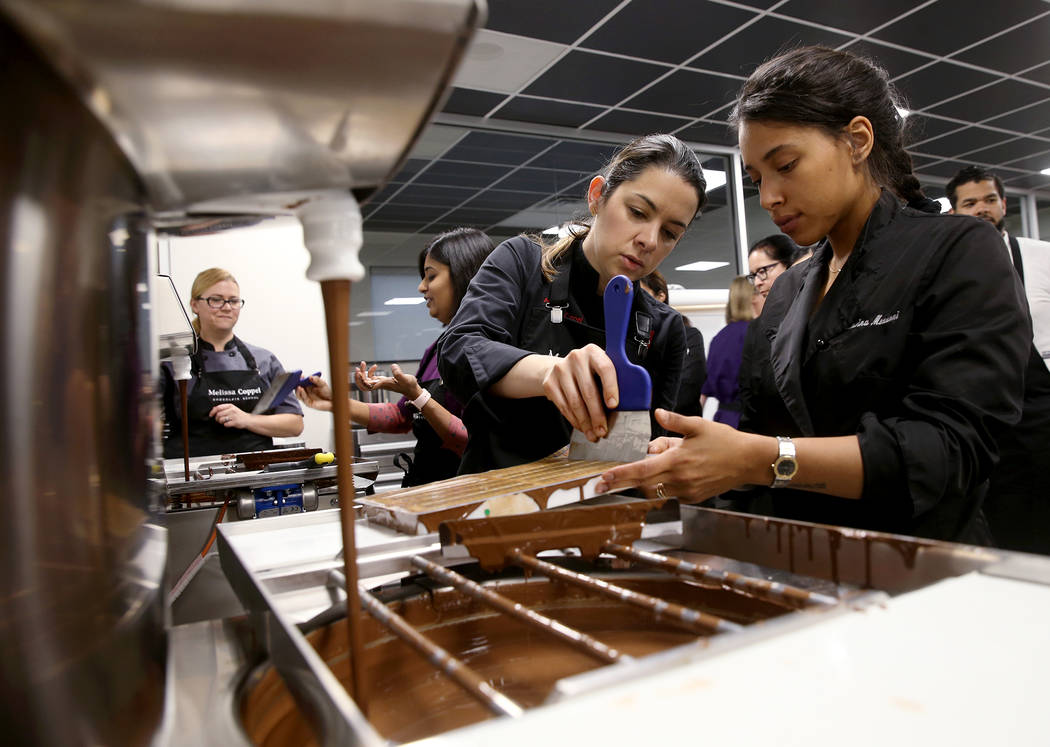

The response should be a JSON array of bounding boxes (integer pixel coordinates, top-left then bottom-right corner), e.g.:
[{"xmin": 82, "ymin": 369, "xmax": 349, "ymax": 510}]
[{"xmin": 362, "ymin": 0, "xmax": 1050, "ymax": 242}]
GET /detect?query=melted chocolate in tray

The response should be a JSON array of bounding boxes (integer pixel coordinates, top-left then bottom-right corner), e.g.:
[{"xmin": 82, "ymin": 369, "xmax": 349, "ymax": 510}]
[{"xmin": 241, "ymin": 572, "xmax": 790, "ymax": 745}]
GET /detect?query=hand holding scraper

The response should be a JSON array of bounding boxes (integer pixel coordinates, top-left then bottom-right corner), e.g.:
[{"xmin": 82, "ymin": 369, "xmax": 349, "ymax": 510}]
[{"xmin": 568, "ymin": 275, "xmax": 652, "ymax": 463}]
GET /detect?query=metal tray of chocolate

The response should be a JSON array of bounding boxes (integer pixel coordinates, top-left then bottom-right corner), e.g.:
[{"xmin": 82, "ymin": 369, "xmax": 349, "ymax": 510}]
[{"xmin": 216, "ymin": 488, "xmax": 1050, "ymax": 746}]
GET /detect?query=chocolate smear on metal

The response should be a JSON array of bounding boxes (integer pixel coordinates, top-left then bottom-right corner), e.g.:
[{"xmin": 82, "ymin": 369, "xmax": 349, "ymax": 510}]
[{"xmin": 439, "ymin": 498, "xmax": 668, "ymax": 571}]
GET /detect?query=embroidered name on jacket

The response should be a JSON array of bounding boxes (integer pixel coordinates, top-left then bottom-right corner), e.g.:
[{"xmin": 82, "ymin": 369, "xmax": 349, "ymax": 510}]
[{"xmin": 850, "ymin": 311, "xmax": 901, "ymax": 329}]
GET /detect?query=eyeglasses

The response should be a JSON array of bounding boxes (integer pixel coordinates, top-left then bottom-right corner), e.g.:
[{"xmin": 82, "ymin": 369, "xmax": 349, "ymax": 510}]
[
  {"xmin": 196, "ymin": 296, "xmax": 245, "ymax": 309},
  {"xmin": 746, "ymin": 262, "xmax": 783, "ymax": 285}
]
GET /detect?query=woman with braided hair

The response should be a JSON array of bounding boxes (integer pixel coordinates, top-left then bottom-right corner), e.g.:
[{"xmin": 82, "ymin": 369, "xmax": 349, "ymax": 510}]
[{"xmin": 596, "ymin": 46, "xmax": 1030, "ymax": 543}]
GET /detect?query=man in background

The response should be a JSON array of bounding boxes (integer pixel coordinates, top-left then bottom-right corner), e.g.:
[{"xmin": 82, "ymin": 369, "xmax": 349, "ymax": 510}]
[
  {"xmin": 947, "ymin": 165, "xmax": 1050, "ymax": 554},
  {"xmin": 947, "ymin": 165, "xmax": 1049, "ymax": 368}
]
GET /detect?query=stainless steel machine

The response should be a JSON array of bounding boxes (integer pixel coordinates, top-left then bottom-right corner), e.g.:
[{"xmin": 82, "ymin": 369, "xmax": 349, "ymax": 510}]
[{"xmin": 0, "ymin": 1, "xmax": 484, "ymax": 744}]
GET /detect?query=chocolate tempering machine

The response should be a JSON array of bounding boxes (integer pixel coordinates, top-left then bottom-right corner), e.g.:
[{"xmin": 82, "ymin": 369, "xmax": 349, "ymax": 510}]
[{"xmin": 3, "ymin": 2, "xmax": 1050, "ymax": 747}]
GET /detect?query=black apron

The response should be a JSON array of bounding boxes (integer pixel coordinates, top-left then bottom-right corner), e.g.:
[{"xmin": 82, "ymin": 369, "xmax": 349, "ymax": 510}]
[
  {"xmin": 167, "ymin": 337, "xmax": 274, "ymax": 457},
  {"xmin": 397, "ymin": 346, "xmax": 463, "ymax": 487}
]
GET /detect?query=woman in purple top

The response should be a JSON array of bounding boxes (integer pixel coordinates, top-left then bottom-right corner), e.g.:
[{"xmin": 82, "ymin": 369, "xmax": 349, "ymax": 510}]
[
  {"xmin": 700, "ymin": 276, "xmax": 754, "ymax": 428},
  {"xmin": 298, "ymin": 228, "xmax": 495, "ymax": 486}
]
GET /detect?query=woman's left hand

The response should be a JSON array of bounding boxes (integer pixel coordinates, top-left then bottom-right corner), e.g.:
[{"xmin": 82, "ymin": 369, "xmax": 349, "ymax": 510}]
[
  {"xmin": 593, "ymin": 408, "xmax": 761, "ymax": 502},
  {"xmin": 210, "ymin": 403, "xmax": 249, "ymax": 429},
  {"xmin": 357, "ymin": 361, "xmax": 423, "ymax": 400}
]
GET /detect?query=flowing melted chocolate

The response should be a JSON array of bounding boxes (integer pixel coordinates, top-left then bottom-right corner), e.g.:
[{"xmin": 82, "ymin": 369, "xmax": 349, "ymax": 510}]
[{"xmin": 241, "ymin": 572, "xmax": 791, "ymax": 745}]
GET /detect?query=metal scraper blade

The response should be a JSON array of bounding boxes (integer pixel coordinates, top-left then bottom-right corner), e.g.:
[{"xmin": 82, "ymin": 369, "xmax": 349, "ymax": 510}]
[{"xmin": 568, "ymin": 409, "xmax": 651, "ymax": 463}]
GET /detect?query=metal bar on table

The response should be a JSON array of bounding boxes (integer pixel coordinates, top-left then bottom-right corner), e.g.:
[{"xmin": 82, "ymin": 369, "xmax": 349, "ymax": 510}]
[
  {"xmin": 603, "ymin": 543, "xmax": 839, "ymax": 609},
  {"xmin": 507, "ymin": 550, "xmax": 743, "ymax": 635},
  {"xmin": 329, "ymin": 570, "xmax": 524, "ymax": 719},
  {"xmin": 410, "ymin": 555, "xmax": 626, "ymax": 665}
]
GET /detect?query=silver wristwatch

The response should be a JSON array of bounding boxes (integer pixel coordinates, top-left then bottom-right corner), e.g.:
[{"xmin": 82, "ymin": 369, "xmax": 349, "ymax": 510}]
[{"xmin": 770, "ymin": 436, "xmax": 798, "ymax": 488}]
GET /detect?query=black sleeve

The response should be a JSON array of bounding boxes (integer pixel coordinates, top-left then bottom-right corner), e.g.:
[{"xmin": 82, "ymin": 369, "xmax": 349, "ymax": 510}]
[
  {"xmin": 650, "ymin": 310, "xmax": 686, "ymax": 435},
  {"xmin": 737, "ymin": 320, "xmax": 761, "ymax": 433},
  {"xmin": 438, "ymin": 237, "xmax": 539, "ymax": 402},
  {"xmin": 857, "ymin": 221, "xmax": 1029, "ymax": 517}
]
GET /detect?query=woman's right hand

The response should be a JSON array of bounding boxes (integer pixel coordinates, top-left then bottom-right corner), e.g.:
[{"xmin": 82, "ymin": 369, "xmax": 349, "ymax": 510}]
[
  {"xmin": 541, "ymin": 343, "xmax": 620, "ymax": 442},
  {"xmin": 296, "ymin": 375, "xmax": 333, "ymax": 411}
]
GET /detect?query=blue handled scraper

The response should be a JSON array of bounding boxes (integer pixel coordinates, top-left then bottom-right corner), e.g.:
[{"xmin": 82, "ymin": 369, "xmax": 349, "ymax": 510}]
[{"xmin": 568, "ymin": 275, "xmax": 652, "ymax": 462}]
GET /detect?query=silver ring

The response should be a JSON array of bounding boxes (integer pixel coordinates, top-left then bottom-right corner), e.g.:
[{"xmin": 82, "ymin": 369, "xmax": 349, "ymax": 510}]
[{"xmin": 655, "ymin": 482, "xmax": 668, "ymax": 500}]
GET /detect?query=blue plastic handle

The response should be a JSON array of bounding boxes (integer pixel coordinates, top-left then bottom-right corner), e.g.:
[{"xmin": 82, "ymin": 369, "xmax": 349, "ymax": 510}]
[
  {"xmin": 604, "ymin": 275, "xmax": 652, "ymax": 411},
  {"xmin": 298, "ymin": 371, "xmax": 322, "ymax": 388}
]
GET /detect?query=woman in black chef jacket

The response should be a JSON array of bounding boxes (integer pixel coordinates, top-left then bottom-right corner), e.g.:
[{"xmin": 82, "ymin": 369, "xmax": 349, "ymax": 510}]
[
  {"xmin": 595, "ymin": 47, "xmax": 1030, "ymax": 543},
  {"xmin": 438, "ymin": 134, "xmax": 707, "ymax": 473},
  {"xmin": 161, "ymin": 267, "xmax": 303, "ymax": 457}
]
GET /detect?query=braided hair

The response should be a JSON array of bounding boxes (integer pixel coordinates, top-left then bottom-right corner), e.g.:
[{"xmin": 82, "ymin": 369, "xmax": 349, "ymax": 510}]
[{"xmin": 730, "ymin": 46, "xmax": 939, "ymax": 213}]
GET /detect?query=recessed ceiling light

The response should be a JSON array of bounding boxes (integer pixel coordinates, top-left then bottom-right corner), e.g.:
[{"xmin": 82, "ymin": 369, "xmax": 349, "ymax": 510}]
[
  {"xmin": 1041, "ymin": 168, "xmax": 1050, "ymax": 176},
  {"xmin": 674, "ymin": 260, "xmax": 730, "ymax": 272},
  {"xmin": 384, "ymin": 297, "xmax": 425, "ymax": 306},
  {"xmin": 357, "ymin": 311, "xmax": 392, "ymax": 317}
]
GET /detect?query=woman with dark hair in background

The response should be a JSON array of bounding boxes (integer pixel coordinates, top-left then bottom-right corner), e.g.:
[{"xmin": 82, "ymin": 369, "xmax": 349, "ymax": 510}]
[
  {"xmin": 161, "ymin": 267, "xmax": 304, "ymax": 458},
  {"xmin": 439, "ymin": 134, "xmax": 707, "ymax": 473},
  {"xmin": 640, "ymin": 269, "xmax": 707, "ymax": 417},
  {"xmin": 298, "ymin": 228, "xmax": 495, "ymax": 486},
  {"xmin": 596, "ymin": 46, "xmax": 1029, "ymax": 543},
  {"xmin": 747, "ymin": 233, "xmax": 798, "ymax": 316},
  {"xmin": 700, "ymin": 275, "xmax": 753, "ymax": 428}
]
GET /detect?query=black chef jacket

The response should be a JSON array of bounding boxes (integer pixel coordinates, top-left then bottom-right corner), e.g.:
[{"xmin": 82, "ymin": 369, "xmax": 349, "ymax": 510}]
[
  {"xmin": 438, "ymin": 236, "xmax": 686, "ymax": 474},
  {"xmin": 736, "ymin": 191, "xmax": 1030, "ymax": 542}
]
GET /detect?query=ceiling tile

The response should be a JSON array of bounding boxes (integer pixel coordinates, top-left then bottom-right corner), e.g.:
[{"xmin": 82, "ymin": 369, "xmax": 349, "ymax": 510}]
[
  {"xmin": 523, "ymin": 50, "xmax": 669, "ymax": 106},
  {"xmin": 584, "ymin": 109, "xmax": 693, "ymax": 136},
  {"xmin": 415, "ymin": 161, "xmax": 509, "ymax": 189},
  {"xmin": 929, "ymin": 78, "xmax": 1048, "ymax": 123},
  {"xmin": 915, "ymin": 159, "xmax": 978, "ymax": 179},
  {"xmin": 453, "ymin": 29, "xmax": 567, "ymax": 93},
  {"xmin": 492, "ymin": 96, "xmax": 606, "ymax": 128},
  {"xmin": 999, "ymin": 149, "xmax": 1050, "ymax": 172},
  {"xmin": 963, "ymin": 138, "xmax": 1050, "ymax": 168},
  {"xmin": 368, "ymin": 204, "xmax": 449, "ymax": 223},
  {"xmin": 777, "ymin": 0, "xmax": 920, "ymax": 34},
  {"xmin": 441, "ymin": 87, "xmax": 507, "ymax": 117},
  {"xmin": 953, "ymin": 14, "xmax": 1050, "ymax": 75},
  {"xmin": 906, "ymin": 116, "xmax": 965, "ymax": 146},
  {"xmin": 689, "ymin": 17, "xmax": 851, "ymax": 76},
  {"xmin": 362, "ymin": 219, "xmax": 422, "ymax": 233},
  {"xmin": 894, "ymin": 62, "xmax": 998, "ymax": 112},
  {"xmin": 442, "ymin": 207, "xmax": 519, "ymax": 226},
  {"xmin": 497, "ymin": 167, "xmax": 585, "ymax": 194},
  {"xmin": 388, "ymin": 184, "xmax": 476, "ymax": 208},
  {"xmin": 391, "ymin": 158, "xmax": 430, "ymax": 180},
  {"xmin": 485, "ymin": 0, "xmax": 624, "ymax": 44},
  {"xmin": 442, "ymin": 131, "xmax": 552, "ymax": 165},
  {"xmin": 984, "ymin": 99, "xmax": 1050, "ymax": 135},
  {"xmin": 911, "ymin": 127, "xmax": 1005, "ymax": 158},
  {"xmin": 678, "ymin": 120, "xmax": 735, "ymax": 146},
  {"xmin": 625, "ymin": 69, "xmax": 743, "ymax": 119},
  {"xmin": 1020, "ymin": 61, "xmax": 1050, "ymax": 86},
  {"xmin": 583, "ymin": 0, "xmax": 757, "ymax": 64},
  {"xmin": 528, "ymin": 141, "xmax": 620, "ymax": 173},
  {"xmin": 1002, "ymin": 173, "xmax": 1050, "ymax": 190},
  {"xmin": 872, "ymin": 0, "xmax": 1049, "ymax": 57},
  {"xmin": 461, "ymin": 189, "xmax": 546, "ymax": 211},
  {"xmin": 842, "ymin": 39, "xmax": 931, "ymax": 78}
]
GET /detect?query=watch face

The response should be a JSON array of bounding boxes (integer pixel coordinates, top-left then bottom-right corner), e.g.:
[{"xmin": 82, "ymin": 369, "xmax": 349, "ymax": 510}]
[{"xmin": 776, "ymin": 459, "xmax": 797, "ymax": 476}]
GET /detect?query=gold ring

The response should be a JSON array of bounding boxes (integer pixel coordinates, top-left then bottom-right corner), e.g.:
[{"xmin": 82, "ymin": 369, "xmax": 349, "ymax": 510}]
[{"xmin": 655, "ymin": 482, "xmax": 668, "ymax": 500}]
